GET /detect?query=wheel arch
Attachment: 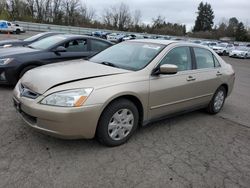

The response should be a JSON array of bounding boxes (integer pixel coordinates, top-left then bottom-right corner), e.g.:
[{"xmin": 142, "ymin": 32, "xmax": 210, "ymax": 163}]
[
  {"xmin": 98, "ymin": 94, "xmax": 145, "ymax": 127},
  {"xmin": 220, "ymin": 83, "xmax": 229, "ymax": 97}
]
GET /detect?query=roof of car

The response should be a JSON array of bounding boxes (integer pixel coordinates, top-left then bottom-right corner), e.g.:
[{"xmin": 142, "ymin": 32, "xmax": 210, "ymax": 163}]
[
  {"xmin": 131, "ymin": 39, "xmax": 177, "ymax": 45},
  {"xmin": 130, "ymin": 39, "xmax": 216, "ymax": 51},
  {"xmin": 50, "ymin": 34, "xmax": 113, "ymax": 43}
]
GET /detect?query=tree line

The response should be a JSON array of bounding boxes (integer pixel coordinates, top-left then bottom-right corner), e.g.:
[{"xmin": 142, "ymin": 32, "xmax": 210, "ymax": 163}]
[
  {"xmin": 0, "ymin": 0, "xmax": 249, "ymax": 41},
  {"xmin": 191, "ymin": 2, "xmax": 250, "ymax": 42}
]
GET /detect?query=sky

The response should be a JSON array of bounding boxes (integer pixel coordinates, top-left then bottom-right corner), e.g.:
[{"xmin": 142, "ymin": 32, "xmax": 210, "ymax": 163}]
[{"xmin": 83, "ymin": 0, "xmax": 250, "ymax": 31}]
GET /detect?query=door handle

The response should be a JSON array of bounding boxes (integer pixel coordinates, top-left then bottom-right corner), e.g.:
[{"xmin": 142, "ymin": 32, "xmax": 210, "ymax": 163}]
[
  {"xmin": 216, "ymin": 71, "xmax": 222, "ymax": 76},
  {"xmin": 186, "ymin": 76, "xmax": 196, "ymax": 81}
]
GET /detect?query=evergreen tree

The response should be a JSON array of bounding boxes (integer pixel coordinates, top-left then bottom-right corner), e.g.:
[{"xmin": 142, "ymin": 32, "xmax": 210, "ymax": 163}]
[
  {"xmin": 235, "ymin": 22, "xmax": 247, "ymax": 41},
  {"xmin": 193, "ymin": 2, "xmax": 214, "ymax": 32},
  {"xmin": 226, "ymin": 17, "xmax": 239, "ymax": 37}
]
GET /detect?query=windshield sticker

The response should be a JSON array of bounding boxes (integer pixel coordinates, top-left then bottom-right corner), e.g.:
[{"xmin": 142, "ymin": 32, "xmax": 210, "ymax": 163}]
[{"xmin": 143, "ymin": 44, "xmax": 161, "ymax": 50}]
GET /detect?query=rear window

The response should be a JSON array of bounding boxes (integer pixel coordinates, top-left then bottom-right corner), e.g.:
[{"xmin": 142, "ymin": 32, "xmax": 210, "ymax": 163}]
[{"xmin": 194, "ymin": 48, "xmax": 215, "ymax": 69}]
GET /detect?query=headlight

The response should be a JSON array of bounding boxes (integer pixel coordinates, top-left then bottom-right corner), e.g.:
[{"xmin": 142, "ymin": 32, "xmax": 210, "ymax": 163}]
[
  {"xmin": 40, "ymin": 88, "xmax": 93, "ymax": 107},
  {"xmin": 0, "ymin": 58, "xmax": 13, "ymax": 65}
]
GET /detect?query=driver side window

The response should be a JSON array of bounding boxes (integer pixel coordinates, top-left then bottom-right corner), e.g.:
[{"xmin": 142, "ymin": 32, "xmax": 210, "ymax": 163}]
[
  {"xmin": 64, "ymin": 39, "xmax": 87, "ymax": 52},
  {"xmin": 160, "ymin": 47, "xmax": 192, "ymax": 71}
]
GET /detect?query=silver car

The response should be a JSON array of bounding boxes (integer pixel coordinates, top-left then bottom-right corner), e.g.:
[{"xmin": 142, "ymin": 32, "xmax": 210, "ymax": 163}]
[{"xmin": 13, "ymin": 40, "xmax": 235, "ymax": 146}]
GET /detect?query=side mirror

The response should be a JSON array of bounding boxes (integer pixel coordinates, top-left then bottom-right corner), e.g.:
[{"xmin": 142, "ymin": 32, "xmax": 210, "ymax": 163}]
[
  {"xmin": 53, "ymin": 46, "xmax": 67, "ymax": 53},
  {"xmin": 153, "ymin": 64, "xmax": 178, "ymax": 75}
]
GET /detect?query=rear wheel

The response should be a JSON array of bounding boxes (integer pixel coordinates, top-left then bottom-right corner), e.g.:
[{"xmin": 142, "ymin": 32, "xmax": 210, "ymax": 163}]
[
  {"xmin": 206, "ymin": 86, "xmax": 226, "ymax": 114},
  {"xmin": 96, "ymin": 99, "xmax": 139, "ymax": 147},
  {"xmin": 15, "ymin": 29, "xmax": 20, "ymax": 34},
  {"xmin": 19, "ymin": 65, "xmax": 37, "ymax": 78}
]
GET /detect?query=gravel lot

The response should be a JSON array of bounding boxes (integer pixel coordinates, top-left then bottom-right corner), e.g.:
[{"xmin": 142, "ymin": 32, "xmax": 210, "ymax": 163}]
[{"xmin": 0, "ymin": 32, "xmax": 250, "ymax": 187}]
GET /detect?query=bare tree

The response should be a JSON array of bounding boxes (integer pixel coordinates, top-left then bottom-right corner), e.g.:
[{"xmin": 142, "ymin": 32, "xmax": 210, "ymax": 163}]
[
  {"xmin": 102, "ymin": 2, "xmax": 131, "ymax": 30},
  {"xmin": 79, "ymin": 3, "xmax": 95, "ymax": 24},
  {"xmin": 133, "ymin": 9, "xmax": 141, "ymax": 27},
  {"xmin": 63, "ymin": 0, "xmax": 80, "ymax": 25}
]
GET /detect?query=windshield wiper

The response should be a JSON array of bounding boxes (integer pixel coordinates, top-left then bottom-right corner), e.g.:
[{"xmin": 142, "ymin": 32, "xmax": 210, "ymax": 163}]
[{"xmin": 100, "ymin": 61, "xmax": 119, "ymax": 68}]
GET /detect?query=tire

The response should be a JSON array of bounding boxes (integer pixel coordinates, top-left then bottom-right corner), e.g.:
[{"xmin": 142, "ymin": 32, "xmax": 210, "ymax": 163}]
[
  {"xmin": 206, "ymin": 86, "xmax": 226, "ymax": 114},
  {"xmin": 96, "ymin": 98, "xmax": 139, "ymax": 147},
  {"xmin": 244, "ymin": 54, "xmax": 248, "ymax": 59},
  {"xmin": 19, "ymin": 65, "xmax": 37, "ymax": 78},
  {"xmin": 222, "ymin": 51, "xmax": 227, "ymax": 56},
  {"xmin": 15, "ymin": 29, "xmax": 20, "ymax": 34}
]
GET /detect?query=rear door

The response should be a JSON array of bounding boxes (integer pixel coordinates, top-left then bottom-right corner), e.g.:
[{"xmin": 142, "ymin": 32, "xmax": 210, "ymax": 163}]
[{"xmin": 188, "ymin": 47, "xmax": 223, "ymax": 104}]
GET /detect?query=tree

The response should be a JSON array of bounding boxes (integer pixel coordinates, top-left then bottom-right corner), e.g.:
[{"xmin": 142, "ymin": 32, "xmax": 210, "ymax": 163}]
[
  {"xmin": 102, "ymin": 3, "xmax": 131, "ymax": 30},
  {"xmin": 235, "ymin": 22, "xmax": 247, "ymax": 41},
  {"xmin": 132, "ymin": 9, "xmax": 141, "ymax": 27},
  {"xmin": 193, "ymin": 2, "xmax": 214, "ymax": 32},
  {"xmin": 226, "ymin": 17, "xmax": 239, "ymax": 37}
]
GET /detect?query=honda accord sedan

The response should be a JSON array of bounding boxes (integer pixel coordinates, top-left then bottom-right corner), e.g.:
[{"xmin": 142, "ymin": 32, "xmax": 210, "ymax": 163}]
[
  {"xmin": 13, "ymin": 40, "xmax": 235, "ymax": 146},
  {"xmin": 0, "ymin": 34, "xmax": 113, "ymax": 85}
]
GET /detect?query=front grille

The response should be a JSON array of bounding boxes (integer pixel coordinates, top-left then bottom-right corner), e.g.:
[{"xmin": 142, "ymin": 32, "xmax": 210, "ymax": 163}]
[{"xmin": 19, "ymin": 84, "xmax": 40, "ymax": 99}]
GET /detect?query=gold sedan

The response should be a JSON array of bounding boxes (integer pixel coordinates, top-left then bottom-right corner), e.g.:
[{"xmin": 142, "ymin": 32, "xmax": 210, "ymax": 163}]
[{"xmin": 13, "ymin": 40, "xmax": 235, "ymax": 146}]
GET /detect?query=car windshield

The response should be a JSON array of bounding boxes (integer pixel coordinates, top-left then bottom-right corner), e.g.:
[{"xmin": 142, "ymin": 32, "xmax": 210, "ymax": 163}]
[
  {"xmin": 24, "ymin": 33, "xmax": 47, "ymax": 42},
  {"xmin": 28, "ymin": 35, "xmax": 66, "ymax": 50},
  {"xmin": 89, "ymin": 42, "xmax": 165, "ymax": 71}
]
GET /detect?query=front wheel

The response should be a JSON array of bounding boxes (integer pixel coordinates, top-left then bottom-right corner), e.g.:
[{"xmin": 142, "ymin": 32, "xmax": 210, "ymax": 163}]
[
  {"xmin": 206, "ymin": 86, "xmax": 226, "ymax": 114},
  {"xmin": 96, "ymin": 99, "xmax": 139, "ymax": 147}
]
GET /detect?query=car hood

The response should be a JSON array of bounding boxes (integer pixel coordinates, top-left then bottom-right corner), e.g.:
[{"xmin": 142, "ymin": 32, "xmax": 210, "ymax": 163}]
[
  {"xmin": 0, "ymin": 46, "xmax": 39, "ymax": 57},
  {"xmin": 21, "ymin": 60, "xmax": 131, "ymax": 94}
]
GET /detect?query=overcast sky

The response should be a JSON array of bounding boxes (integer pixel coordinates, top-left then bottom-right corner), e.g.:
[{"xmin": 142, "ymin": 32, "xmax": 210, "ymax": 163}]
[{"xmin": 84, "ymin": 0, "xmax": 250, "ymax": 31}]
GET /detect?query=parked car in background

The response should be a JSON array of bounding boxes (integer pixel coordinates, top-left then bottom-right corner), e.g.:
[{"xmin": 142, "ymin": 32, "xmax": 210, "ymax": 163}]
[
  {"xmin": 0, "ymin": 32, "xmax": 62, "ymax": 48},
  {"xmin": 13, "ymin": 40, "xmax": 235, "ymax": 146},
  {"xmin": 107, "ymin": 33, "xmax": 125, "ymax": 43},
  {"xmin": 0, "ymin": 34, "xmax": 113, "ymax": 85},
  {"xmin": 212, "ymin": 43, "xmax": 234, "ymax": 55},
  {"xmin": 91, "ymin": 31, "xmax": 111, "ymax": 39},
  {"xmin": 229, "ymin": 46, "xmax": 250, "ymax": 59},
  {"xmin": 122, "ymin": 34, "xmax": 144, "ymax": 41},
  {"xmin": 201, "ymin": 41, "xmax": 218, "ymax": 48},
  {"xmin": 0, "ymin": 20, "xmax": 24, "ymax": 34}
]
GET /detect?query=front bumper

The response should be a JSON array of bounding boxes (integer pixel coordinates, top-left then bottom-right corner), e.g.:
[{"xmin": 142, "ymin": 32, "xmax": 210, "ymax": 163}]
[
  {"xmin": 229, "ymin": 53, "xmax": 245, "ymax": 58},
  {"xmin": 13, "ymin": 86, "xmax": 103, "ymax": 139},
  {"xmin": 213, "ymin": 49, "xmax": 224, "ymax": 55}
]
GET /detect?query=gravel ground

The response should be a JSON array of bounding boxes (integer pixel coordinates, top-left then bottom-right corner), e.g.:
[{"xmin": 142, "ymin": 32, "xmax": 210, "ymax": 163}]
[{"xmin": 0, "ymin": 33, "xmax": 250, "ymax": 188}]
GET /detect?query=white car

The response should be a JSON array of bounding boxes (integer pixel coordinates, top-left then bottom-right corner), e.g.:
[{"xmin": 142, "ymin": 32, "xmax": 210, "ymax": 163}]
[
  {"xmin": 229, "ymin": 46, "xmax": 250, "ymax": 59},
  {"xmin": 0, "ymin": 20, "xmax": 24, "ymax": 34},
  {"xmin": 212, "ymin": 43, "xmax": 235, "ymax": 56},
  {"xmin": 106, "ymin": 33, "xmax": 125, "ymax": 43}
]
